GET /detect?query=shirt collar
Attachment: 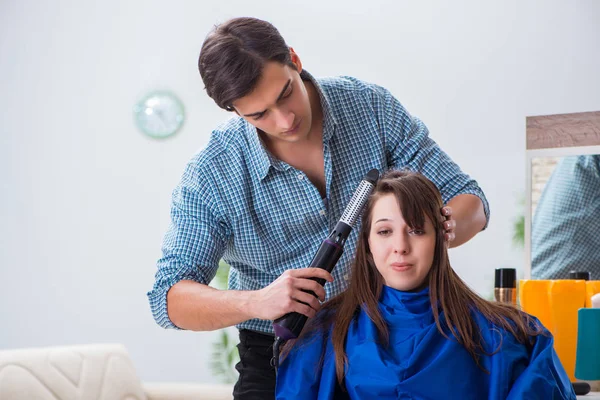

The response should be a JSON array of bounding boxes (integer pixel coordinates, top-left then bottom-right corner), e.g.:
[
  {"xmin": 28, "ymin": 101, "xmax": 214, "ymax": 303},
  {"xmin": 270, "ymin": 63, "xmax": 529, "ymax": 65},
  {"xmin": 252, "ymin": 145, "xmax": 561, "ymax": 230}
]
[
  {"xmin": 244, "ymin": 69, "xmax": 338, "ymax": 181},
  {"xmin": 300, "ymin": 69, "xmax": 338, "ymax": 141},
  {"xmin": 380, "ymin": 285, "xmax": 431, "ymax": 315},
  {"xmin": 245, "ymin": 123, "xmax": 279, "ymax": 180}
]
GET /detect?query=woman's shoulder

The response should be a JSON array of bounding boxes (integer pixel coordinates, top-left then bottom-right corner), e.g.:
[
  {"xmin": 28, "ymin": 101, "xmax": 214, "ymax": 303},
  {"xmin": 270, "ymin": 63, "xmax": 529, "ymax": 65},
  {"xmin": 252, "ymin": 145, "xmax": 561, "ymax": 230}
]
[
  {"xmin": 471, "ymin": 308, "xmax": 549, "ymax": 349},
  {"xmin": 290, "ymin": 310, "xmax": 335, "ymax": 349},
  {"xmin": 279, "ymin": 317, "xmax": 334, "ymax": 372}
]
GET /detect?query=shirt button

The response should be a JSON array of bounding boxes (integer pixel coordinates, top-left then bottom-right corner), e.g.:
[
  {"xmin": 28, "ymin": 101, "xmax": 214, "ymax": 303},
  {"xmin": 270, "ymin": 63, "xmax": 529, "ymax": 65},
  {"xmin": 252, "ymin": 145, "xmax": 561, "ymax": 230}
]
[
  {"xmin": 343, "ymin": 274, "xmax": 349, "ymax": 281},
  {"xmin": 297, "ymin": 174, "xmax": 304, "ymax": 180},
  {"xmin": 319, "ymin": 210, "xmax": 326, "ymax": 216}
]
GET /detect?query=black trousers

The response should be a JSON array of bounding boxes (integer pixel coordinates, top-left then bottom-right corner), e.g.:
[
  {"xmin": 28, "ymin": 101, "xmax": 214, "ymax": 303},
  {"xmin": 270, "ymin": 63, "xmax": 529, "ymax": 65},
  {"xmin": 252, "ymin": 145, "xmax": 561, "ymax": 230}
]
[{"xmin": 233, "ymin": 329, "xmax": 277, "ymax": 400}]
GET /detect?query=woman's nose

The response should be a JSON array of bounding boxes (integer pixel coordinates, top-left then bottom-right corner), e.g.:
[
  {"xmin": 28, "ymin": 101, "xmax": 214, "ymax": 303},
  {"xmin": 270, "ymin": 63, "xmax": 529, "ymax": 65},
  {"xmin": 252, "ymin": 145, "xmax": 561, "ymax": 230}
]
[{"xmin": 393, "ymin": 236, "xmax": 410, "ymax": 255}]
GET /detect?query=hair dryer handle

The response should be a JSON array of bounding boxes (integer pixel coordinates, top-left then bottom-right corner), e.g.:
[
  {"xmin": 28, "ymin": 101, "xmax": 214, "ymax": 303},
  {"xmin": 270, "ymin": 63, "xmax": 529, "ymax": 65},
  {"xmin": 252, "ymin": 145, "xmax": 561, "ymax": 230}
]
[{"xmin": 272, "ymin": 240, "xmax": 344, "ymax": 340}]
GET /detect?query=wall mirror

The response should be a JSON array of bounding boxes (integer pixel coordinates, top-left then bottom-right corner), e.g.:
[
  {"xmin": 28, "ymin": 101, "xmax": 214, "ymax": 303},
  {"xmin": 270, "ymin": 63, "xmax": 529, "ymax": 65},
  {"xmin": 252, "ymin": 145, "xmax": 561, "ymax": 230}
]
[{"xmin": 524, "ymin": 111, "xmax": 600, "ymax": 279}]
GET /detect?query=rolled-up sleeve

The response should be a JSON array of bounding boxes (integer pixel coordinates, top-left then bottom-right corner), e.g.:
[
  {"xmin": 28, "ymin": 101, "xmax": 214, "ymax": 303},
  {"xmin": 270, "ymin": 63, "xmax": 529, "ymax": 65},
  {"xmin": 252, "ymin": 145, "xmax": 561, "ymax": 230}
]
[
  {"xmin": 147, "ymin": 164, "xmax": 229, "ymax": 329},
  {"xmin": 374, "ymin": 85, "xmax": 490, "ymax": 229}
]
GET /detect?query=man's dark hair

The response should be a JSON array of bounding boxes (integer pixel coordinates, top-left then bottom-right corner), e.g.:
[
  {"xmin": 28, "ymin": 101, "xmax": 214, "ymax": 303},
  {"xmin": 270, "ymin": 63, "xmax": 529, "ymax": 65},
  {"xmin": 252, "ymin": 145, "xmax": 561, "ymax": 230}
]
[{"xmin": 198, "ymin": 17, "xmax": 296, "ymax": 111}]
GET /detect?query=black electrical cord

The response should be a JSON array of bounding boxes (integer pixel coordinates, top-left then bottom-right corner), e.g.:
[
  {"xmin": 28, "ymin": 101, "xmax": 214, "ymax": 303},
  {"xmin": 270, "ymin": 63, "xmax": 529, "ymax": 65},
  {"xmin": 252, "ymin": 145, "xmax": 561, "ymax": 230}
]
[{"xmin": 271, "ymin": 336, "xmax": 285, "ymax": 373}]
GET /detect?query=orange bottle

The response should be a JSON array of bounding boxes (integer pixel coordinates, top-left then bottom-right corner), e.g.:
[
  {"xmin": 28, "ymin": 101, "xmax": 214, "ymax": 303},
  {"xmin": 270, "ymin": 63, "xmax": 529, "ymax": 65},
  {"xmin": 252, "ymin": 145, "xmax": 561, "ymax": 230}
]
[{"xmin": 547, "ymin": 280, "xmax": 587, "ymax": 381}]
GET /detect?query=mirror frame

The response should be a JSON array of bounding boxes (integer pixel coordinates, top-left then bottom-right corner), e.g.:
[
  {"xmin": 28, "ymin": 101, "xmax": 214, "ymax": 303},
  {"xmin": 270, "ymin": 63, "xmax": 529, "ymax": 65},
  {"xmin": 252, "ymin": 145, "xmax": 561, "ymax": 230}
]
[{"xmin": 524, "ymin": 111, "xmax": 600, "ymax": 278}]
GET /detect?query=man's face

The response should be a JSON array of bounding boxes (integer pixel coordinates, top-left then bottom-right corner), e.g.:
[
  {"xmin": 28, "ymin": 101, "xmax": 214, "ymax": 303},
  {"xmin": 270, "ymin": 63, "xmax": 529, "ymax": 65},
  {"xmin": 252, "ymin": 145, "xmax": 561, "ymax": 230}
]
[{"xmin": 232, "ymin": 57, "xmax": 313, "ymax": 145}]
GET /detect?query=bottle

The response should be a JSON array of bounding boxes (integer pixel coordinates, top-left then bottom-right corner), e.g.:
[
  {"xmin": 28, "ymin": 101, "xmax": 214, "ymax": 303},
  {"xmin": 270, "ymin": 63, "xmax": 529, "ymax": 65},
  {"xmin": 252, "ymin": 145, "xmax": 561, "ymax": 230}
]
[
  {"xmin": 494, "ymin": 268, "xmax": 516, "ymax": 305},
  {"xmin": 569, "ymin": 271, "xmax": 591, "ymax": 281}
]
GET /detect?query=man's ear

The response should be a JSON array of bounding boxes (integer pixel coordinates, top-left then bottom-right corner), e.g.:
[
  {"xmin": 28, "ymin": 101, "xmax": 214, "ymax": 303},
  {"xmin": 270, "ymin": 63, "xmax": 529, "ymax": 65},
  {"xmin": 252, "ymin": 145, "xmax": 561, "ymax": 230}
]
[
  {"xmin": 227, "ymin": 104, "xmax": 240, "ymax": 116},
  {"xmin": 289, "ymin": 47, "xmax": 303, "ymax": 73}
]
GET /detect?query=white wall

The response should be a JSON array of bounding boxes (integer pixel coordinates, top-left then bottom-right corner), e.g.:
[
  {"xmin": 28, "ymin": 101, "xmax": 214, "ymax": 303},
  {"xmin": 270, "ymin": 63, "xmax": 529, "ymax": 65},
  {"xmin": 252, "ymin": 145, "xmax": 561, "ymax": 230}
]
[{"xmin": 1, "ymin": 0, "xmax": 599, "ymax": 383}]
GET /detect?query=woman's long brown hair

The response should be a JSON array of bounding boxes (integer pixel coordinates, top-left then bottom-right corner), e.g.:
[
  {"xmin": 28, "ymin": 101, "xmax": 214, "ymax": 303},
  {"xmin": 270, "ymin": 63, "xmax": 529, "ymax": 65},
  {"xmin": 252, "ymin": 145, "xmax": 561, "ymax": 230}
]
[{"xmin": 282, "ymin": 170, "xmax": 543, "ymax": 387}]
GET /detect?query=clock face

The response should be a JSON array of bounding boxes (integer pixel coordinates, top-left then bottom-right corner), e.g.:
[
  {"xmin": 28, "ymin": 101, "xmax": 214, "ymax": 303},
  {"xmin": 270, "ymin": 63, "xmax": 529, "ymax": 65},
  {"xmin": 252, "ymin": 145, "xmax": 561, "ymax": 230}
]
[{"xmin": 133, "ymin": 91, "xmax": 185, "ymax": 139}]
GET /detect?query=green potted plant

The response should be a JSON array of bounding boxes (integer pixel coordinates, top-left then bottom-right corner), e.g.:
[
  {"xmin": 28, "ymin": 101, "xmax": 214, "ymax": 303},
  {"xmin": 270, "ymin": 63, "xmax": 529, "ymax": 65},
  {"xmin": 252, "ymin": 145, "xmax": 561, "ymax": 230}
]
[{"xmin": 208, "ymin": 260, "xmax": 240, "ymax": 383}]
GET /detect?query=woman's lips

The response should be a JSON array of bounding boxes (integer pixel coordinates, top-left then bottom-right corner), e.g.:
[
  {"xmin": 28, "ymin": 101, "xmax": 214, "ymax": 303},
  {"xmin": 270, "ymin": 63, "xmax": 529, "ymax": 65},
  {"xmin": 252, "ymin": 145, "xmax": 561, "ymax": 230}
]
[{"xmin": 391, "ymin": 262, "xmax": 414, "ymax": 272}]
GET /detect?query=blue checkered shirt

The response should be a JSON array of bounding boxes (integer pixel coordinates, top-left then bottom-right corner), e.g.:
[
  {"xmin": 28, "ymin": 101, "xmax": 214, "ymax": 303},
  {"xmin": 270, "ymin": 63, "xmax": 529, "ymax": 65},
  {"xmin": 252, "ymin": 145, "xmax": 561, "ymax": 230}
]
[
  {"xmin": 148, "ymin": 70, "xmax": 490, "ymax": 334},
  {"xmin": 531, "ymin": 155, "xmax": 600, "ymax": 279}
]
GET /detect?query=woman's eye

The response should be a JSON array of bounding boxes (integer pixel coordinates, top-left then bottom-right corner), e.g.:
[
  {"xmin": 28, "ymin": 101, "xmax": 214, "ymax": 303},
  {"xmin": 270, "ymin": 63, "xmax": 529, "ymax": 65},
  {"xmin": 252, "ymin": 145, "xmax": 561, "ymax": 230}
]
[
  {"xmin": 377, "ymin": 229, "xmax": 391, "ymax": 236},
  {"xmin": 410, "ymin": 229, "xmax": 425, "ymax": 235}
]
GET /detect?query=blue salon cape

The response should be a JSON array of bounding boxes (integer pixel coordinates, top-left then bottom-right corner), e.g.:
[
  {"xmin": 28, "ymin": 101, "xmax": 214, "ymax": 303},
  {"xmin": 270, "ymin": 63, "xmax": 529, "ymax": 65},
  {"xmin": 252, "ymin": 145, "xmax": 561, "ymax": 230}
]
[{"xmin": 276, "ymin": 286, "xmax": 575, "ymax": 399}]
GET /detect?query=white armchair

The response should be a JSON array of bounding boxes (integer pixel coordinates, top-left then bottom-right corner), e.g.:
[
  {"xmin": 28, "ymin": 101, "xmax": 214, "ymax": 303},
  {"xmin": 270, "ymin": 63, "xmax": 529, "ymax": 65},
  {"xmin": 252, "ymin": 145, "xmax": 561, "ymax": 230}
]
[{"xmin": 0, "ymin": 343, "xmax": 233, "ymax": 400}]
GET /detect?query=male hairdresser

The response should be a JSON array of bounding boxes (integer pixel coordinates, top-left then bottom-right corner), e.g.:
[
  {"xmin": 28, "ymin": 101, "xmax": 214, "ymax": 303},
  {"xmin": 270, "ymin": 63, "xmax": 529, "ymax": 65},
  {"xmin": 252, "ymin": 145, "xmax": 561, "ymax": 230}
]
[{"xmin": 148, "ymin": 17, "xmax": 489, "ymax": 399}]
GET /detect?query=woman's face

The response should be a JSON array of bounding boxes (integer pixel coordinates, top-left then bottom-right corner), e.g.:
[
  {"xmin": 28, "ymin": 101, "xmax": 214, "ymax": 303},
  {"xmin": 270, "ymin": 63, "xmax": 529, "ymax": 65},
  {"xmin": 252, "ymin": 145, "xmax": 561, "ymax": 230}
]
[{"xmin": 368, "ymin": 193, "xmax": 436, "ymax": 291}]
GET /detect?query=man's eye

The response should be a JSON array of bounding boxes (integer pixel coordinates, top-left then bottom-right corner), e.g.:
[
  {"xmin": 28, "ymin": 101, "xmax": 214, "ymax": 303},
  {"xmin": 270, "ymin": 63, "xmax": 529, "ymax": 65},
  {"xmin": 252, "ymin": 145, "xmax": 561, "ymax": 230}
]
[
  {"xmin": 283, "ymin": 88, "xmax": 293, "ymax": 99},
  {"xmin": 253, "ymin": 113, "xmax": 265, "ymax": 121}
]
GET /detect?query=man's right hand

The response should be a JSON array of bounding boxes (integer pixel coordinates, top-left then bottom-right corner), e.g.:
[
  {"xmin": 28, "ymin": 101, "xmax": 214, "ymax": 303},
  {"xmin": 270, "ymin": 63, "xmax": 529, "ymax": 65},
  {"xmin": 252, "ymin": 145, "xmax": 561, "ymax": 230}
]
[{"xmin": 251, "ymin": 268, "xmax": 334, "ymax": 321}]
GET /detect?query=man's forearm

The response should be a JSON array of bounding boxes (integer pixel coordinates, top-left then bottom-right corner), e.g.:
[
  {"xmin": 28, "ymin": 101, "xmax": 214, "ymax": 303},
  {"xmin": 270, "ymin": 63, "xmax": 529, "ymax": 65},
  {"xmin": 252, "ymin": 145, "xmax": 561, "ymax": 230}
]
[
  {"xmin": 167, "ymin": 280, "xmax": 257, "ymax": 331},
  {"xmin": 446, "ymin": 194, "xmax": 487, "ymax": 248}
]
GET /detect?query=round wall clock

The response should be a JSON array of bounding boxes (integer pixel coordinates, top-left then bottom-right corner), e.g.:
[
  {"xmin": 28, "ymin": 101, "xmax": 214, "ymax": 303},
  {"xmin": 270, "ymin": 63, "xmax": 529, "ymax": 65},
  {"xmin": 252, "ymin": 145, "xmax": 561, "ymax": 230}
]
[{"xmin": 133, "ymin": 91, "xmax": 185, "ymax": 139}]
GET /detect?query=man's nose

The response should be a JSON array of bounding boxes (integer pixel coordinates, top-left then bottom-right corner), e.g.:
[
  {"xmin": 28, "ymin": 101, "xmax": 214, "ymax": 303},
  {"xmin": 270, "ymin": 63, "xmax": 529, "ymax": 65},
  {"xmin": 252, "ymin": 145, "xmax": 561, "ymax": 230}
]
[{"xmin": 275, "ymin": 108, "xmax": 294, "ymax": 130}]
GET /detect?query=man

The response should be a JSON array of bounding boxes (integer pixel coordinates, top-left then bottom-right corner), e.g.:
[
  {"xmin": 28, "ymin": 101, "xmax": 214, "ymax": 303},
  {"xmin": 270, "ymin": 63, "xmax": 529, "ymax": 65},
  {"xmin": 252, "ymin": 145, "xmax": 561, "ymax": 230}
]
[
  {"xmin": 148, "ymin": 17, "xmax": 489, "ymax": 399},
  {"xmin": 531, "ymin": 155, "xmax": 600, "ymax": 279}
]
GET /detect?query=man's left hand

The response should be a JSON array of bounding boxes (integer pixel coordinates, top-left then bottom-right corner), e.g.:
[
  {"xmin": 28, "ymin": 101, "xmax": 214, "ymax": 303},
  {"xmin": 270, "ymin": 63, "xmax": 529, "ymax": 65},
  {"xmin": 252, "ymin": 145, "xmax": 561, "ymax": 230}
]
[{"xmin": 441, "ymin": 206, "xmax": 456, "ymax": 243}]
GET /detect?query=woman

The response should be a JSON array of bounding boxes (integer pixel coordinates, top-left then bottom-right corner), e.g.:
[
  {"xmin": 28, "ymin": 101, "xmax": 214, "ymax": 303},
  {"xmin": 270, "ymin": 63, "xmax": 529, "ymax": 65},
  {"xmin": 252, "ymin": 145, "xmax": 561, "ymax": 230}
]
[{"xmin": 276, "ymin": 170, "xmax": 575, "ymax": 399}]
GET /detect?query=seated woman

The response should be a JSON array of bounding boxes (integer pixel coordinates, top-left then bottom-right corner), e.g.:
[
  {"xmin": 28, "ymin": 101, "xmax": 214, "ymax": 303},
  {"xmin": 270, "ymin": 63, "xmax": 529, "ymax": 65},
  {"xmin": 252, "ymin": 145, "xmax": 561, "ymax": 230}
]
[{"xmin": 276, "ymin": 170, "xmax": 575, "ymax": 399}]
